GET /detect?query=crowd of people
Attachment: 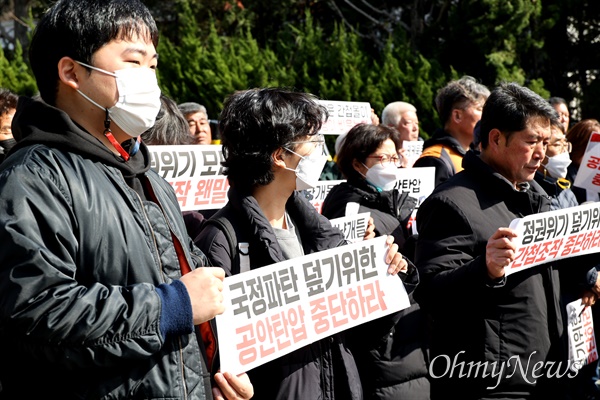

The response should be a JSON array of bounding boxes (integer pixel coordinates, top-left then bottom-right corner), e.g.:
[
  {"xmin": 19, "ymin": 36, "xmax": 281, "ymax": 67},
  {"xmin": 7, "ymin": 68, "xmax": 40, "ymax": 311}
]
[{"xmin": 1, "ymin": 0, "xmax": 600, "ymax": 400}]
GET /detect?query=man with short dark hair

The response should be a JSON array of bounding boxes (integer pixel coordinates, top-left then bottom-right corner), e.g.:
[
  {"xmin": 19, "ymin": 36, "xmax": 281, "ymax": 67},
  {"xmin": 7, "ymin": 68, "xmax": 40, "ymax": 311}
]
[
  {"xmin": 0, "ymin": 1, "xmax": 251, "ymax": 398},
  {"xmin": 415, "ymin": 82, "xmax": 576, "ymax": 399},
  {"xmin": 414, "ymin": 76, "xmax": 489, "ymax": 186}
]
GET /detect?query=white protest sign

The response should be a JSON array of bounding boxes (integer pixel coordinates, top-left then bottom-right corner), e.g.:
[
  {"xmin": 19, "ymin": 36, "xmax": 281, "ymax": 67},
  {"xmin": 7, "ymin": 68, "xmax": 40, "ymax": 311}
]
[
  {"xmin": 566, "ymin": 299, "xmax": 598, "ymax": 372},
  {"xmin": 305, "ymin": 180, "xmax": 345, "ymax": 214},
  {"xmin": 329, "ymin": 212, "xmax": 371, "ymax": 243},
  {"xmin": 317, "ymin": 100, "xmax": 372, "ymax": 135},
  {"xmin": 216, "ymin": 236, "xmax": 410, "ymax": 374},
  {"xmin": 402, "ymin": 140, "xmax": 424, "ymax": 168},
  {"xmin": 574, "ymin": 132, "xmax": 600, "ymax": 192},
  {"xmin": 506, "ymin": 202, "xmax": 600, "ymax": 276},
  {"xmin": 148, "ymin": 145, "xmax": 229, "ymax": 211},
  {"xmin": 395, "ymin": 166, "xmax": 435, "ymax": 234}
]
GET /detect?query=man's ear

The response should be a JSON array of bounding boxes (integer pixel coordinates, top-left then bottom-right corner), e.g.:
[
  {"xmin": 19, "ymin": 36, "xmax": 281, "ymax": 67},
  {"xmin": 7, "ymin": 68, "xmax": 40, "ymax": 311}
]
[
  {"xmin": 452, "ymin": 109, "xmax": 462, "ymax": 123},
  {"xmin": 488, "ymin": 128, "xmax": 502, "ymax": 148},
  {"xmin": 272, "ymin": 147, "xmax": 287, "ymax": 169},
  {"xmin": 57, "ymin": 57, "xmax": 82, "ymax": 90}
]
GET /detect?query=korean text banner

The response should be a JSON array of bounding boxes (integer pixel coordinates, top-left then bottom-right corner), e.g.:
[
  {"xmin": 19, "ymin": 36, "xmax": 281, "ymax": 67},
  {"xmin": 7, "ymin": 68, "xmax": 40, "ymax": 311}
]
[
  {"xmin": 216, "ymin": 236, "xmax": 410, "ymax": 374},
  {"xmin": 506, "ymin": 202, "xmax": 600, "ymax": 276},
  {"xmin": 317, "ymin": 100, "xmax": 372, "ymax": 135},
  {"xmin": 148, "ymin": 145, "xmax": 228, "ymax": 211},
  {"xmin": 306, "ymin": 180, "xmax": 346, "ymax": 214},
  {"xmin": 574, "ymin": 132, "xmax": 600, "ymax": 192},
  {"xmin": 329, "ymin": 212, "xmax": 371, "ymax": 243}
]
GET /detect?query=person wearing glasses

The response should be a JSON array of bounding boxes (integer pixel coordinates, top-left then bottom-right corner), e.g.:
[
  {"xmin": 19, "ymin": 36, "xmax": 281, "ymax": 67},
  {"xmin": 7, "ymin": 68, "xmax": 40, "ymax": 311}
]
[
  {"xmin": 321, "ymin": 123, "xmax": 428, "ymax": 399},
  {"xmin": 534, "ymin": 118, "xmax": 578, "ymax": 210},
  {"xmin": 194, "ymin": 88, "xmax": 410, "ymax": 400}
]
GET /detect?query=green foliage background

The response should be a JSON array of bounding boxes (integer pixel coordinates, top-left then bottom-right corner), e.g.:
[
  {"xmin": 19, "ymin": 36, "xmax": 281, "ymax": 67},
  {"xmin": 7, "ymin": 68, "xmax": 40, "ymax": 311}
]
[{"xmin": 3, "ymin": 0, "xmax": 600, "ymax": 138}]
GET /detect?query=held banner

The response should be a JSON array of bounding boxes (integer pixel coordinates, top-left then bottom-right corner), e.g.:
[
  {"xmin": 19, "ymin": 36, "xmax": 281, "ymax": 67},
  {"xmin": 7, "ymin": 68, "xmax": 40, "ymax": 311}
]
[
  {"xmin": 148, "ymin": 145, "xmax": 229, "ymax": 211},
  {"xmin": 216, "ymin": 236, "xmax": 410, "ymax": 374},
  {"xmin": 317, "ymin": 100, "xmax": 372, "ymax": 135},
  {"xmin": 566, "ymin": 299, "xmax": 598, "ymax": 372},
  {"xmin": 402, "ymin": 140, "xmax": 424, "ymax": 168},
  {"xmin": 573, "ymin": 132, "xmax": 600, "ymax": 192},
  {"xmin": 329, "ymin": 212, "xmax": 371, "ymax": 243},
  {"xmin": 506, "ymin": 202, "xmax": 600, "ymax": 276},
  {"xmin": 306, "ymin": 180, "xmax": 346, "ymax": 214},
  {"xmin": 395, "ymin": 167, "xmax": 436, "ymax": 235}
]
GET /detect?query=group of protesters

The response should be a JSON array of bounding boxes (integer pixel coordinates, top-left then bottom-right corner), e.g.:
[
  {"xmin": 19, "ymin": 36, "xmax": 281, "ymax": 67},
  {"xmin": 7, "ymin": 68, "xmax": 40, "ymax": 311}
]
[{"xmin": 0, "ymin": 1, "xmax": 600, "ymax": 400}]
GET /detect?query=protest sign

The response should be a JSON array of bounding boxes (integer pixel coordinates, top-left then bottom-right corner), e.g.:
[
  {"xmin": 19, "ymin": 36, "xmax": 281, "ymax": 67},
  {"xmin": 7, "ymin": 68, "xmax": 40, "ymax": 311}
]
[
  {"xmin": 148, "ymin": 145, "xmax": 229, "ymax": 211},
  {"xmin": 506, "ymin": 202, "xmax": 600, "ymax": 276},
  {"xmin": 317, "ymin": 100, "xmax": 372, "ymax": 135},
  {"xmin": 329, "ymin": 212, "xmax": 371, "ymax": 243},
  {"xmin": 574, "ymin": 132, "xmax": 600, "ymax": 192},
  {"xmin": 395, "ymin": 167, "xmax": 435, "ymax": 234},
  {"xmin": 567, "ymin": 299, "xmax": 598, "ymax": 372},
  {"xmin": 402, "ymin": 140, "xmax": 424, "ymax": 168},
  {"xmin": 216, "ymin": 236, "xmax": 410, "ymax": 374},
  {"xmin": 305, "ymin": 180, "xmax": 345, "ymax": 213}
]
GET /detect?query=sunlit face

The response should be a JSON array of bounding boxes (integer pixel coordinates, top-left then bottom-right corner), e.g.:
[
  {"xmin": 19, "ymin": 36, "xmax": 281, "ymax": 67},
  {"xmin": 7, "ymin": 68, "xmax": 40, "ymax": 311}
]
[
  {"xmin": 353, "ymin": 138, "xmax": 398, "ymax": 175},
  {"xmin": 186, "ymin": 111, "xmax": 212, "ymax": 144},
  {"xmin": 0, "ymin": 109, "xmax": 15, "ymax": 141},
  {"xmin": 553, "ymin": 103, "xmax": 570, "ymax": 132},
  {"xmin": 457, "ymin": 101, "xmax": 484, "ymax": 137},
  {"xmin": 397, "ymin": 111, "xmax": 419, "ymax": 142},
  {"xmin": 492, "ymin": 117, "xmax": 551, "ymax": 186},
  {"xmin": 545, "ymin": 126, "xmax": 569, "ymax": 159},
  {"xmin": 76, "ymin": 35, "xmax": 158, "ymax": 141}
]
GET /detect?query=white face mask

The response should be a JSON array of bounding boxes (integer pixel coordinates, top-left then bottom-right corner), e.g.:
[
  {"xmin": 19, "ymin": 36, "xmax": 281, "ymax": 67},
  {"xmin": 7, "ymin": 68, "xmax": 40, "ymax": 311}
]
[
  {"xmin": 75, "ymin": 61, "xmax": 161, "ymax": 137},
  {"xmin": 284, "ymin": 144, "xmax": 328, "ymax": 190},
  {"xmin": 363, "ymin": 162, "xmax": 399, "ymax": 191},
  {"xmin": 544, "ymin": 151, "xmax": 572, "ymax": 179}
]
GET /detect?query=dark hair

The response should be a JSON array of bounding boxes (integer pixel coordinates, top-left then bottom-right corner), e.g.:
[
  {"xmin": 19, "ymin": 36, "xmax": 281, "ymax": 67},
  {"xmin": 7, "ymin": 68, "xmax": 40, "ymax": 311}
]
[
  {"xmin": 567, "ymin": 119, "xmax": 600, "ymax": 164},
  {"xmin": 479, "ymin": 82, "xmax": 558, "ymax": 149},
  {"xmin": 219, "ymin": 88, "xmax": 327, "ymax": 193},
  {"xmin": 29, "ymin": 0, "xmax": 158, "ymax": 106},
  {"xmin": 0, "ymin": 88, "xmax": 18, "ymax": 116},
  {"xmin": 548, "ymin": 97, "xmax": 568, "ymax": 107},
  {"xmin": 142, "ymin": 95, "xmax": 191, "ymax": 145},
  {"xmin": 336, "ymin": 123, "xmax": 401, "ymax": 182},
  {"xmin": 435, "ymin": 76, "xmax": 490, "ymax": 124}
]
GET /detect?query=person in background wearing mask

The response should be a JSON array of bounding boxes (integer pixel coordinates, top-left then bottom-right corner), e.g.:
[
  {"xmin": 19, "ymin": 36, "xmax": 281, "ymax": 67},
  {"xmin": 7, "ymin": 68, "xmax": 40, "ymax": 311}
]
[
  {"xmin": 0, "ymin": 88, "xmax": 18, "ymax": 163},
  {"xmin": 0, "ymin": 0, "xmax": 252, "ymax": 398},
  {"xmin": 321, "ymin": 123, "xmax": 428, "ymax": 399},
  {"xmin": 534, "ymin": 118, "xmax": 578, "ymax": 210},
  {"xmin": 178, "ymin": 101, "xmax": 213, "ymax": 145},
  {"xmin": 195, "ymin": 87, "xmax": 408, "ymax": 400}
]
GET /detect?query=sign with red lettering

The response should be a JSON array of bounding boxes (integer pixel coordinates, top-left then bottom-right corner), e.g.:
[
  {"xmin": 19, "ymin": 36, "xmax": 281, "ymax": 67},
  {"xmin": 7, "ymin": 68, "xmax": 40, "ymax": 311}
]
[
  {"xmin": 148, "ymin": 145, "xmax": 229, "ymax": 211},
  {"xmin": 216, "ymin": 236, "xmax": 410, "ymax": 374},
  {"xmin": 567, "ymin": 299, "xmax": 598, "ymax": 372},
  {"xmin": 305, "ymin": 180, "xmax": 345, "ymax": 214},
  {"xmin": 507, "ymin": 202, "xmax": 600, "ymax": 276},
  {"xmin": 574, "ymin": 132, "xmax": 600, "ymax": 192}
]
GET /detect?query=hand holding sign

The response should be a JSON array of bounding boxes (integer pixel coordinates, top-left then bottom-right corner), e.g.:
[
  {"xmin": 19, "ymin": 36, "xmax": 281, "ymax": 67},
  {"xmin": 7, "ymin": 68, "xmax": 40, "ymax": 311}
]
[{"xmin": 485, "ymin": 227, "xmax": 518, "ymax": 279}]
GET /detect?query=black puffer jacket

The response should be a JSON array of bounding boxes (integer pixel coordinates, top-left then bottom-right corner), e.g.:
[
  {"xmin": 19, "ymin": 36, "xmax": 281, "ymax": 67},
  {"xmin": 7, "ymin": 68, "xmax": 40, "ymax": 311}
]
[
  {"xmin": 322, "ymin": 179, "xmax": 430, "ymax": 400},
  {"xmin": 0, "ymin": 98, "xmax": 212, "ymax": 399},
  {"xmin": 195, "ymin": 188, "xmax": 363, "ymax": 400},
  {"xmin": 321, "ymin": 178, "xmax": 417, "ymax": 253},
  {"xmin": 415, "ymin": 151, "xmax": 567, "ymax": 400}
]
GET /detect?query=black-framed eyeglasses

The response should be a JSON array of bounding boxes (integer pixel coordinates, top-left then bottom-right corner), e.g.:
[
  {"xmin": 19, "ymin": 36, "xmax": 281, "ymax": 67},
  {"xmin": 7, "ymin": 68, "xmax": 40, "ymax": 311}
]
[{"xmin": 366, "ymin": 154, "xmax": 402, "ymax": 168}]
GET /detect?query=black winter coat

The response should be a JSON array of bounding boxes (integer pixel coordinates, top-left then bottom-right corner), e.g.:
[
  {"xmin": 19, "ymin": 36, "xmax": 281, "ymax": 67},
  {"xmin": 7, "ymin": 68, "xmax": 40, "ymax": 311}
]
[
  {"xmin": 195, "ymin": 188, "xmax": 363, "ymax": 400},
  {"xmin": 415, "ymin": 151, "xmax": 568, "ymax": 400},
  {"xmin": 322, "ymin": 179, "xmax": 430, "ymax": 400},
  {"xmin": 0, "ymin": 99, "xmax": 212, "ymax": 399}
]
